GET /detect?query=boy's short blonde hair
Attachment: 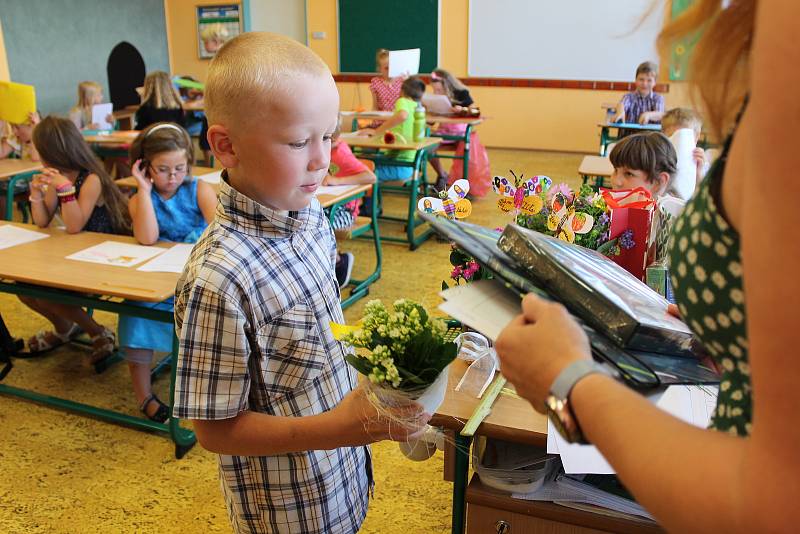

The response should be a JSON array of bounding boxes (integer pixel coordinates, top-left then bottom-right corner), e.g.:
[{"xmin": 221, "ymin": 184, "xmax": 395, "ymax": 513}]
[
  {"xmin": 205, "ymin": 32, "xmax": 331, "ymax": 127},
  {"xmin": 661, "ymin": 107, "xmax": 703, "ymax": 136}
]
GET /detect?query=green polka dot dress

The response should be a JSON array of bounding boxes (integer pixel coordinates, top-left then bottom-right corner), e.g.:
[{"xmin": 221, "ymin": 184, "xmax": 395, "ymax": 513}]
[{"xmin": 669, "ymin": 137, "xmax": 751, "ymax": 437}]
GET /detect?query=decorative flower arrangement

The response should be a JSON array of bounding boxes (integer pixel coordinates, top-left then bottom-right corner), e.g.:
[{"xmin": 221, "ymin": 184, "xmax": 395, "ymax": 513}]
[
  {"xmin": 341, "ymin": 299, "xmax": 457, "ymax": 397},
  {"xmin": 515, "ymin": 183, "xmax": 636, "ymax": 257},
  {"xmin": 442, "ymin": 244, "xmax": 494, "ymax": 290}
]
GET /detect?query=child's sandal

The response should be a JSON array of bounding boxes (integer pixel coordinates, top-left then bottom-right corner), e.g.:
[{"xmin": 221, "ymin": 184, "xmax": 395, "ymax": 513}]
[
  {"xmin": 140, "ymin": 394, "xmax": 169, "ymax": 423},
  {"xmin": 26, "ymin": 323, "xmax": 82, "ymax": 355},
  {"xmin": 88, "ymin": 327, "xmax": 116, "ymax": 365}
]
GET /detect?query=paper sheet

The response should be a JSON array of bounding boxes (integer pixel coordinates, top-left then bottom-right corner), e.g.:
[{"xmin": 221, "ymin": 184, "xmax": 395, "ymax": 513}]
[
  {"xmin": 65, "ymin": 241, "xmax": 166, "ymax": 267},
  {"xmin": 669, "ymin": 128, "xmax": 698, "ymax": 201},
  {"xmin": 196, "ymin": 170, "xmax": 222, "ymax": 184},
  {"xmin": 316, "ymin": 185, "xmax": 355, "ymax": 196},
  {"xmin": 438, "ymin": 279, "xmax": 520, "ymax": 341},
  {"xmin": 137, "ymin": 243, "xmax": 194, "ymax": 273},
  {"xmin": 422, "ymin": 93, "xmax": 454, "ymax": 115},
  {"xmin": 388, "ymin": 48, "xmax": 420, "ymax": 78},
  {"xmin": 91, "ymin": 103, "xmax": 114, "ymax": 130},
  {"xmin": 0, "ymin": 224, "xmax": 49, "ymax": 250},
  {"xmin": 549, "ymin": 385, "xmax": 717, "ymax": 474},
  {"xmin": 0, "ymin": 81, "xmax": 36, "ymax": 124}
]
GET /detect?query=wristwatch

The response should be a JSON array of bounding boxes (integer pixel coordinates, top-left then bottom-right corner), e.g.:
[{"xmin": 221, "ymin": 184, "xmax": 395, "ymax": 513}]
[{"xmin": 545, "ymin": 360, "xmax": 616, "ymax": 444}]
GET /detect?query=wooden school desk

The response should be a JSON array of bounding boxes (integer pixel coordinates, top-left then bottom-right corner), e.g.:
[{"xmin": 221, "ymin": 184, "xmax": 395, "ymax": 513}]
[
  {"xmin": 83, "ymin": 129, "xmax": 140, "ymax": 159},
  {"xmin": 1, "ymin": 159, "xmax": 43, "ymax": 222},
  {"xmin": 344, "ymin": 134, "xmax": 441, "ymax": 250},
  {"xmin": 597, "ymin": 122, "xmax": 661, "ymax": 156},
  {"xmin": 579, "ymin": 155, "xmax": 614, "ymax": 190},
  {"xmin": 111, "ymin": 106, "xmax": 139, "ymax": 130},
  {"xmin": 114, "ymin": 175, "xmax": 381, "ymax": 309},
  {"xmin": 341, "ymin": 110, "xmax": 484, "ymax": 190},
  {"xmin": 432, "ymin": 360, "xmax": 662, "ymax": 534},
  {"xmin": 0, "ymin": 222, "xmax": 196, "ymax": 458}
]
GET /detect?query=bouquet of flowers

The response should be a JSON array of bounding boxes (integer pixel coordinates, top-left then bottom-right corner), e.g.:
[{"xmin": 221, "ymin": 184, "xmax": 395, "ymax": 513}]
[
  {"xmin": 340, "ymin": 299, "xmax": 458, "ymax": 413},
  {"xmin": 442, "ymin": 243, "xmax": 494, "ymax": 290},
  {"xmin": 515, "ymin": 182, "xmax": 637, "ymax": 257}
]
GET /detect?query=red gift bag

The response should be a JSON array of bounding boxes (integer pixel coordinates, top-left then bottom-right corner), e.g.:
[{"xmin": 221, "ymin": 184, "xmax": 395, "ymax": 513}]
[
  {"xmin": 601, "ymin": 188, "xmax": 656, "ymax": 280},
  {"xmin": 449, "ymin": 132, "xmax": 491, "ymax": 197}
]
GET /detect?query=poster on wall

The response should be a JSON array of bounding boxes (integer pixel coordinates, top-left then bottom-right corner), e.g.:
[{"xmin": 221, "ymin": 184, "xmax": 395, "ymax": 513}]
[
  {"xmin": 197, "ymin": 4, "xmax": 242, "ymax": 59},
  {"xmin": 669, "ymin": 0, "xmax": 697, "ymax": 81}
]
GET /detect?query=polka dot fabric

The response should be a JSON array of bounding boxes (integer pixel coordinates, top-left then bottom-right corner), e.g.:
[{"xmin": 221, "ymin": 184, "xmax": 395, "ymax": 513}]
[{"xmin": 669, "ymin": 157, "xmax": 751, "ymax": 436}]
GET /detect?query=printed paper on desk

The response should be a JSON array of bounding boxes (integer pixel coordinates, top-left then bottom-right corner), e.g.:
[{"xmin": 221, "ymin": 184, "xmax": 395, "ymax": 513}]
[
  {"xmin": 0, "ymin": 224, "xmax": 49, "ymax": 250},
  {"xmin": 137, "ymin": 243, "xmax": 194, "ymax": 273},
  {"xmin": 388, "ymin": 48, "xmax": 420, "ymax": 78},
  {"xmin": 550, "ymin": 386, "xmax": 716, "ymax": 474},
  {"xmin": 66, "ymin": 241, "xmax": 166, "ymax": 267},
  {"xmin": 0, "ymin": 81, "xmax": 36, "ymax": 124},
  {"xmin": 91, "ymin": 103, "xmax": 114, "ymax": 130},
  {"xmin": 196, "ymin": 170, "xmax": 222, "ymax": 184},
  {"xmin": 316, "ymin": 185, "xmax": 355, "ymax": 196},
  {"xmin": 438, "ymin": 279, "xmax": 520, "ymax": 341}
]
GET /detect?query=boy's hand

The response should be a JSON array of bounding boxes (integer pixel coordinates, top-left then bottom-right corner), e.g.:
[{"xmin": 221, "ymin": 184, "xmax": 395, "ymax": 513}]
[
  {"xmin": 692, "ymin": 147, "xmax": 707, "ymax": 176},
  {"xmin": 638, "ymin": 111, "xmax": 656, "ymax": 124},
  {"xmin": 132, "ymin": 159, "xmax": 153, "ymax": 193},
  {"xmin": 337, "ymin": 385, "xmax": 431, "ymax": 443}
]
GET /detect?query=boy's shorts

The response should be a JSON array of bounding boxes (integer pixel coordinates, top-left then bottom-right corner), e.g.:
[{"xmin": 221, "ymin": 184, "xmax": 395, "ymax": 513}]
[{"xmin": 375, "ymin": 165, "xmax": 413, "ymax": 182}]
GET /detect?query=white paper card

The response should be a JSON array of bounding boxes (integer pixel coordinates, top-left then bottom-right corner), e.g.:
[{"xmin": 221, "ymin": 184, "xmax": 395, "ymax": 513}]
[
  {"xmin": 438, "ymin": 279, "xmax": 520, "ymax": 341},
  {"xmin": 422, "ymin": 93, "xmax": 454, "ymax": 115},
  {"xmin": 91, "ymin": 103, "xmax": 114, "ymax": 130},
  {"xmin": 0, "ymin": 224, "xmax": 49, "ymax": 250},
  {"xmin": 388, "ymin": 48, "xmax": 420, "ymax": 78},
  {"xmin": 66, "ymin": 241, "xmax": 166, "ymax": 267},
  {"xmin": 137, "ymin": 243, "xmax": 194, "ymax": 273},
  {"xmin": 669, "ymin": 128, "xmax": 697, "ymax": 201},
  {"xmin": 196, "ymin": 170, "xmax": 222, "ymax": 184}
]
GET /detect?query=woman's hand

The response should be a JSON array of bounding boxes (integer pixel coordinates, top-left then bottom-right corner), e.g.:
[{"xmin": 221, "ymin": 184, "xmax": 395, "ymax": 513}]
[
  {"xmin": 495, "ymin": 293, "xmax": 591, "ymax": 411},
  {"xmin": 131, "ymin": 159, "xmax": 152, "ymax": 194}
]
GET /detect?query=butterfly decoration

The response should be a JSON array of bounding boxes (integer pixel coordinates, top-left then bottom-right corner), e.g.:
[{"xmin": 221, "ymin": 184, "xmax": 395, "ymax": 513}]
[
  {"xmin": 418, "ymin": 179, "xmax": 472, "ymax": 220},
  {"xmin": 492, "ymin": 171, "xmax": 551, "ymax": 216},
  {"xmin": 546, "ymin": 192, "xmax": 594, "ymax": 243}
]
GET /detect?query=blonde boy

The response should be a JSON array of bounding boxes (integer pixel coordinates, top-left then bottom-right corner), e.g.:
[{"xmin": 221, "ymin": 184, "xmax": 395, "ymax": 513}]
[
  {"xmin": 661, "ymin": 107, "xmax": 709, "ymax": 199},
  {"xmin": 172, "ymin": 33, "xmax": 427, "ymax": 534}
]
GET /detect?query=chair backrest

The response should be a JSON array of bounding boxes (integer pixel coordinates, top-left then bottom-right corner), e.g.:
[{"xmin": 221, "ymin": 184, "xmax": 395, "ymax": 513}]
[{"xmin": 357, "ymin": 158, "xmax": 375, "ymax": 171}]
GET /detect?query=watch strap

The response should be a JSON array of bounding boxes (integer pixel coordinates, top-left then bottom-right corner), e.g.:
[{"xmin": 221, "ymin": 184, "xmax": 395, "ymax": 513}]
[{"xmin": 550, "ymin": 360, "xmax": 612, "ymax": 400}]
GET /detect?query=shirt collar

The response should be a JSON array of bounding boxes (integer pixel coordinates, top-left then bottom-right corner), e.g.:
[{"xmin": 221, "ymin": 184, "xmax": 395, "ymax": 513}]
[{"xmin": 216, "ymin": 170, "xmax": 326, "ymax": 239}]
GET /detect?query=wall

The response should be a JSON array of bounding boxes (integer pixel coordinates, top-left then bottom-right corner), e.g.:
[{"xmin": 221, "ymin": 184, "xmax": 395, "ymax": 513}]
[
  {"xmin": 164, "ymin": 0, "xmax": 231, "ymax": 82},
  {"xmin": 1, "ymin": 0, "xmax": 170, "ymax": 115},
  {"xmin": 250, "ymin": 0, "xmax": 306, "ymax": 44},
  {"xmin": 0, "ymin": 17, "xmax": 9, "ymax": 82},
  {"xmin": 307, "ymin": 0, "xmax": 694, "ymax": 152}
]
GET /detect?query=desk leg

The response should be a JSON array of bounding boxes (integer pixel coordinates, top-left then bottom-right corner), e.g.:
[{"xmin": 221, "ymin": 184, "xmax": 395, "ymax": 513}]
[
  {"xmin": 461, "ymin": 124, "xmax": 473, "ymax": 185},
  {"xmin": 407, "ymin": 149, "xmax": 433, "ymax": 250},
  {"xmin": 5, "ymin": 172, "xmax": 36, "ymax": 222},
  {"xmin": 168, "ymin": 335, "xmax": 197, "ymax": 459},
  {"xmin": 600, "ymin": 126, "xmax": 609, "ymax": 156},
  {"xmin": 341, "ymin": 184, "xmax": 383, "ymax": 309},
  {"xmin": 451, "ymin": 433, "xmax": 472, "ymax": 534}
]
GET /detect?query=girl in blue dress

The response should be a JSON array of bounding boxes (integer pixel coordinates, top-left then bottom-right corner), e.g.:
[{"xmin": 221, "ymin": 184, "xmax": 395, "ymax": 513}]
[{"xmin": 120, "ymin": 123, "xmax": 216, "ymax": 421}]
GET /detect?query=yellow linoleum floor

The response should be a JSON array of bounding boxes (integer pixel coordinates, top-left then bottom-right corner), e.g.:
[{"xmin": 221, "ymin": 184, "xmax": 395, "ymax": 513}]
[{"xmin": 0, "ymin": 148, "xmax": 583, "ymax": 533}]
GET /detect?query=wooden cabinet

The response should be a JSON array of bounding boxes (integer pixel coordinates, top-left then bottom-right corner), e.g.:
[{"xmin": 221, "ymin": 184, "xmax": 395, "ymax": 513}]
[{"xmin": 466, "ymin": 476, "xmax": 664, "ymax": 534}]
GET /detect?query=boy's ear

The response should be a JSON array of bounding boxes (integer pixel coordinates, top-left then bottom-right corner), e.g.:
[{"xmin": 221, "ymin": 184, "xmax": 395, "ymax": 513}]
[
  {"xmin": 206, "ymin": 124, "xmax": 238, "ymax": 168},
  {"xmin": 656, "ymin": 172, "xmax": 671, "ymax": 194}
]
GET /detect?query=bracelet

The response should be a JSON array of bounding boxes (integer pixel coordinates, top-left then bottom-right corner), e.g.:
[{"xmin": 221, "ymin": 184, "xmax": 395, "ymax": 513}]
[
  {"xmin": 56, "ymin": 187, "xmax": 76, "ymax": 198},
  {"xmin": 28, "ymin": 195, "xmax": 44, "ymax": 203},
  {"xmin": 58, "ymin": 194, "xmax": 77, "ymax": 204},
  {"xmin": 56, "ymin": 182, "xmax": 74, "ymax": 193}
]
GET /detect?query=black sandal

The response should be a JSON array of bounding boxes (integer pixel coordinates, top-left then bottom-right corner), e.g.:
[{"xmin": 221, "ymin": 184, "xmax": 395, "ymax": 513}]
[{"xmin": 140, "ymin": 393, "xmax": 169, "ymax": 423}]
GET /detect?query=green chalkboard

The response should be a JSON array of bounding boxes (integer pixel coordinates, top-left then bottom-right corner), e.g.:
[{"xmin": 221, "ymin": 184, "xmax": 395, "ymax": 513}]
[{"xmin": 338, "ymin": 0, "xmax": 439, "ymax": 74}]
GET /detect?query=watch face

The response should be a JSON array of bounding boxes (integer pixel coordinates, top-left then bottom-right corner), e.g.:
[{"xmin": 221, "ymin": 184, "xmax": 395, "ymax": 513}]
[{"xmin": 546, "ymin": 395, "xmax": 582, "ymax": 444}]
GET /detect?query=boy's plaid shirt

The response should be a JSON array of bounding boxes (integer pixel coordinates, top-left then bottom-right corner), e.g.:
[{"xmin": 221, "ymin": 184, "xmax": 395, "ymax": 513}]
[{"xmin": 173, "ymin": 174, "xmax": 370, "ymax": 533}]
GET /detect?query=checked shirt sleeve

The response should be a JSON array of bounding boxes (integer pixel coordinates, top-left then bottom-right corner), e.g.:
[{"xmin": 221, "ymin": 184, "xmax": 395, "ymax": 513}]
[{"xmin": 173, "ymin": 268, "xmax": 252, "ymax": 420}]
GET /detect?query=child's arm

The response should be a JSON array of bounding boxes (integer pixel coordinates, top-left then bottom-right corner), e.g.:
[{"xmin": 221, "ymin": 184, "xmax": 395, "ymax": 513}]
[
  {"xmin": 191, "ymin": 385, "xmax": 428, "ymax": 456},
  {"xmin": 196, "ymin": 180, "xmax": 217, "ymax": 223},
  {"xmin": 28, "ymin": 172, "xmax": 58, "ymax": 228},
  {"xmin": 638, "ymin": 110, "xmax": 665, "ymax": 124},
  {"xmin": 129, "ymin": 159, "xmax": 159, "ymax": 245},
  {"xmin": 52, "ymin": 170, "xmax": 104, "ymax": 234},
  {"xmin": 324, "ymin": 169, "xmax": 376, "ymax": 186},
  {"xmin": 0, "ymin": 139, "xmax": 13, "ymax": 159},
  {"xmin": 364, "ymin": 109, "xmax": 409, "ymax": 137}
]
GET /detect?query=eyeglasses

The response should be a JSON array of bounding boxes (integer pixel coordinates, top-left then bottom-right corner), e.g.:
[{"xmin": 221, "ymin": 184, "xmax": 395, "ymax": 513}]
[{"xmin": 150, "ymin": 164, "xmax": 188, "ymax": 178}]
